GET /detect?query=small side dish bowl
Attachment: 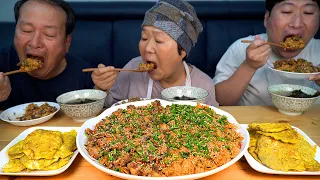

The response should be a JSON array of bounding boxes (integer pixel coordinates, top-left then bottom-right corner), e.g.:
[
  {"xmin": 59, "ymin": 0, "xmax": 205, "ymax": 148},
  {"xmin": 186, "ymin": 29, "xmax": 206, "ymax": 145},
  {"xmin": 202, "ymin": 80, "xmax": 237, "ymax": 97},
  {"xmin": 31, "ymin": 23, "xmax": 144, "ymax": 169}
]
[
  {"xmin": 56, "ymin": 89, "xmax": 107, "ymax": 122},
  {"xmin": 268, "ymin": 84, "xmax": 319, "ymax": 116},
  {"xmin": 0, "ymin": 102, "xmax": 60, "ymax": 126},
  {"xmin": 161, "ymin": 86, "xmax": 209, "ymax": 103}
]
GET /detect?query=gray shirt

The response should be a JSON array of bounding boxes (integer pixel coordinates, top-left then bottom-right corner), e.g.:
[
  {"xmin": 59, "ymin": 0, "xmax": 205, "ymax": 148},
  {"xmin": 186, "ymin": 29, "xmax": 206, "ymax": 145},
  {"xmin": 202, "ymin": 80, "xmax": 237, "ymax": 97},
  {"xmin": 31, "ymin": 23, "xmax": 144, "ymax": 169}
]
[{"xmin": 106, "ymin": 56, "xmax": 218, "ymax": 107}]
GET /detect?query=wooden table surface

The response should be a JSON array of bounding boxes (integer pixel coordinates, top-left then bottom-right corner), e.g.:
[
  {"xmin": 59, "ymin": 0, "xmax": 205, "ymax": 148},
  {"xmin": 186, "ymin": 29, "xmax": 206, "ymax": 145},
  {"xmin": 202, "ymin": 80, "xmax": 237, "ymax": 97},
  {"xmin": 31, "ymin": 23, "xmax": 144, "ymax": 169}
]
[{"xmin": 0, "ymin": 105, "xmax": 319, "ymax": 180}]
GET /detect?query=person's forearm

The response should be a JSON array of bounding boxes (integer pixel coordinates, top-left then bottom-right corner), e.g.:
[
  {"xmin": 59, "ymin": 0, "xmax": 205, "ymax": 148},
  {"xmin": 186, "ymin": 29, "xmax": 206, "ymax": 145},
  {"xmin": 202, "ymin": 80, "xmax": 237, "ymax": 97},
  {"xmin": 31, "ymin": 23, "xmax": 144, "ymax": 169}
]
[{"xmin": 215, "ymin": 61, "xmax": 257, "ymax": 106}]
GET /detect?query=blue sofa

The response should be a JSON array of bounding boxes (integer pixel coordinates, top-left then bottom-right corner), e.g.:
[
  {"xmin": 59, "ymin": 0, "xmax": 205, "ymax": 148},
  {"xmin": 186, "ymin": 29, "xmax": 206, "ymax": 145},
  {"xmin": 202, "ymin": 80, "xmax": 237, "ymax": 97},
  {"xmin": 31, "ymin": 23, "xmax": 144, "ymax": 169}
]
[{"xmin": 1, "ymin": 1, "xmax": 319, "ymax": 78}]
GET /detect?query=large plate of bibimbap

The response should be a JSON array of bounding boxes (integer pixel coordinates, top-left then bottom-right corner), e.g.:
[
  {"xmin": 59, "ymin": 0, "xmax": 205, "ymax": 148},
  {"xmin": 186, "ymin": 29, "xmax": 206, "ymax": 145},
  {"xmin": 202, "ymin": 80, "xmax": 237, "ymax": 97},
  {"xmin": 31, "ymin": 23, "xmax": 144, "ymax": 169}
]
[{"xmin": 76, "ymin": 99, "xmax": 249, "ymax": 180}]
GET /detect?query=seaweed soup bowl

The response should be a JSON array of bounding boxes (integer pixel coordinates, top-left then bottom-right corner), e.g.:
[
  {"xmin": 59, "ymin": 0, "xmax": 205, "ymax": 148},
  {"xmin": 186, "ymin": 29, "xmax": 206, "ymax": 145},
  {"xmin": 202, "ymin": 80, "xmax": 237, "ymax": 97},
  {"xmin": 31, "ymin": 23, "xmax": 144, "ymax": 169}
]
[
  {"xmin": 268, "ymin": 84, "xmax": 319, "ymax": 116},
  {"xmin": 161, "ymin": 86, "xmax": 209, "ymax": 104},
  {"xmin": 56, "ymin": 89, "xmax": 107, "ymax": 122}
]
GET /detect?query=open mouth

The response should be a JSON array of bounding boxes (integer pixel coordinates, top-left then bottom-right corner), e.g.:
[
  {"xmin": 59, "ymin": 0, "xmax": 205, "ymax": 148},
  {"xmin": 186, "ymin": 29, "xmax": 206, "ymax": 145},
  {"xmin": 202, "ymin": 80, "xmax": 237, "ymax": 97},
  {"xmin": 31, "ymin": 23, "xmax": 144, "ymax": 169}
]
[
  {"xmin": 147, "ymin": 61, "xmax": 157, "ymax": 69},
  {"xmin": 281, "ymin": 34, "xmax": 305, "ymax": 51},
  {"xmin": 282, "ymin": 34, "xmax": 302, "ymax": 42},
  {"xmin": 26, "ymin": 54, "xmax": 45, "ymax": 64}
]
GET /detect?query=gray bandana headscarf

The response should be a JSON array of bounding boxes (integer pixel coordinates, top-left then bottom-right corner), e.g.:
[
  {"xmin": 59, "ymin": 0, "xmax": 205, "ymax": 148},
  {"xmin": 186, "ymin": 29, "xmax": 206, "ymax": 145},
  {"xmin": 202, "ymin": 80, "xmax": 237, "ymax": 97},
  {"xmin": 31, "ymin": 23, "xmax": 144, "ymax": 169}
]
[{"xmin": 142, "ymin": 0, "xmax": 203, "ymax": 57}]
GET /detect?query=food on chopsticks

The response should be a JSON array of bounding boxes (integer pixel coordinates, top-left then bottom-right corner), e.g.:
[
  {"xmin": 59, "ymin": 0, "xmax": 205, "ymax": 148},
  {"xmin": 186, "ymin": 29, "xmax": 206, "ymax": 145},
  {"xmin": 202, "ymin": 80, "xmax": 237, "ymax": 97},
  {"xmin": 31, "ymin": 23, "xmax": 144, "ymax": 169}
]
[
  {"xmin": 248, "ymin": 123, "xmax": 320, "ymax": 172},
  {"xmin": 19, "ymin": 57, "xmax": 43, "ymax": 72},
  {"xmin": 2, "ymin": 129, "xmax": 77, "ymax": 173},
  {"xmin": 273, "ymin": 58, "xmax": 320, "ymax": 73},
  {"xmin": 138, "ymin": 62, "xmax": 155, "ymax": 71},
  {"xmin": 17, "ymin": 103, "xmax": 57, "ymax": 121},
  {"xmin": 85, "ymin": 100, "xmax": 243, "ymax": 177},
  {"xmin": 280, "ymin": 35, "xmax": 305, "ymax": 50}
]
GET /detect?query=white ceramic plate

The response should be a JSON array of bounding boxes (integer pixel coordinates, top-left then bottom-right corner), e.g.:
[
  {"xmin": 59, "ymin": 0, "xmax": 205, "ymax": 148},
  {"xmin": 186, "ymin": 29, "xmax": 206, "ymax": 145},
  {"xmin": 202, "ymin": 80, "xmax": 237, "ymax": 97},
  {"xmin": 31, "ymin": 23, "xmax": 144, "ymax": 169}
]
[
  {"xmin": 242, "ymin": 124, "xmax": 320, "ymax": 175},
  {"xmin": 111, "ymin": 98, "xmax": 150, "ymax": 107},
  {"xmin": 0, "ymin": 126, "xmax": 79, "ymax": 176},
  {"xmin": 268, "ymin": 64, "xmax": 319, "ymax": 80},
  {"xmin": 77, "ymin": 99, "xmax": 249, "ymax": 180},
  {"xmin": 0, "ymin": 102, "xmax": 60, "ymax": 126}
]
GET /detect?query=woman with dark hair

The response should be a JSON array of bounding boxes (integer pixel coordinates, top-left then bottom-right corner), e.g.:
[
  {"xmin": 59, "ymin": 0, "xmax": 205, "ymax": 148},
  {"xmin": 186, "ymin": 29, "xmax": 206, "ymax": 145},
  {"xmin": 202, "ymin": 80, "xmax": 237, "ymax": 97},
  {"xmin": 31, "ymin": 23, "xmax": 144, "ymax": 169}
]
[
  {"xmin": 92, "ymin": 0, "xmax": 218, "ymax": 107},
  {"xmin": 213, "ymin": 0, "xmax": 320, "ymax": 106}
]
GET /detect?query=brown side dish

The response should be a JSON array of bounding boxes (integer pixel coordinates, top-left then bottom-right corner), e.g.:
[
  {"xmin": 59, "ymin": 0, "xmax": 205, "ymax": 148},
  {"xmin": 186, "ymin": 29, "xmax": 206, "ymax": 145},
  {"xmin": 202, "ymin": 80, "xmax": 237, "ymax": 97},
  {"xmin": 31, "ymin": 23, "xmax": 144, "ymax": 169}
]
[
  {"xmin": 85, "ymin": 100, "xmax": 243, "ymax": 177},
  {"xmin": 273, "ymin": 58, "xmax": 320, "ymax": 73},
  {"xmin": 18, "ymin": 103, "xmax": 57, "ymax": 121},
  {"xmin": 280, "ymin": 35, "xmax": 305, "ymax": 50}
]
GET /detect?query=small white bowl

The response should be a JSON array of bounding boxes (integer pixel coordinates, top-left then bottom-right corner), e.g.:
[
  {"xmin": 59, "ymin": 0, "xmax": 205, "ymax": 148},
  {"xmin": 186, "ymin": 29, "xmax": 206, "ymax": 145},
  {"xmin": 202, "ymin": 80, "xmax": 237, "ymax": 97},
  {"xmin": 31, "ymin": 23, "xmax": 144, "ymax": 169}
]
[
  {"xmin": 268, "ymin": 84, "xmax": 319, "ymax": 116},
  {"xmin": 161, "ymin": 86, "xmax": 208, "ymax": 103},
  {"xmin": 56, "ymin": 89, "xmax": 107, "ymax": 122},
  {"xmin": 0, "ymin": 102, "xmax": 60, "ymax": 126}
]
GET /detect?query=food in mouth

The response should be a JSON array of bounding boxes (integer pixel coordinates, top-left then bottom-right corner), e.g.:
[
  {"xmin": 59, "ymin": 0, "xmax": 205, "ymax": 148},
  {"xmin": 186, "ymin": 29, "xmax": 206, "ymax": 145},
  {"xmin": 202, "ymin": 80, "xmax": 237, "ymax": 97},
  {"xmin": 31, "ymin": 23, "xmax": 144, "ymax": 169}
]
[
  {"xmin": 138, "ymin": 62, "xmax": 155, "ymax": 71},
  {"xmin": 273, "ymin": 58, "xmax": 320, "ymax": 73},
  {"xmin": 280, "ymin": 35, "xmax": 305, "ymax": 50},
  {"xmin": 19, "ymin": 57, "xmax": 43, "ymax": 72}
]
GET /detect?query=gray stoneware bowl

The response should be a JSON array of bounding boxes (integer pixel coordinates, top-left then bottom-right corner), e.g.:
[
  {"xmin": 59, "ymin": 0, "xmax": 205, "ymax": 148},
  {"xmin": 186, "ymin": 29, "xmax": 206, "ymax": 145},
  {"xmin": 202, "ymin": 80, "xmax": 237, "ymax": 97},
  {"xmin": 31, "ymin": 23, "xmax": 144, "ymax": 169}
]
[
  {"xmin": 268, "ymin": 84, "xmax": 319, "ymax": 116},
  {"xmin": 161, "ymin": 86, "xmax": 209, "ymax": 104},
  {"xmin": 56, "ymin": 89, "xmax": 107, "ymax": 122}
]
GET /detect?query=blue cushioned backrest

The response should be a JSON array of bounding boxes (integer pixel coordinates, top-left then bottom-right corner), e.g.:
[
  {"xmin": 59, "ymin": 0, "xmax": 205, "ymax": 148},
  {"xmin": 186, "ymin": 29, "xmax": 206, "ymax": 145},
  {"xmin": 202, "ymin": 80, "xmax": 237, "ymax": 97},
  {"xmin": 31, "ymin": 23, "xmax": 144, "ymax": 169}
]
[
  {"xmin": 113, "ymin": 20, "xmax": 142, "ymax": 68},
  {"xmin": 69, "ymin": 21, "xmax": 113, "ymax": 67},
  {"xmin": 0, "ymin": 22, "xmax": 15, "ymax": 50},
  {"xmin": 187, "ymin": 21, "xmax": 207, "ymax": 72},
  {"xmin": 207, "ymin": 20, "xmax": 265, "ymax": 77}
]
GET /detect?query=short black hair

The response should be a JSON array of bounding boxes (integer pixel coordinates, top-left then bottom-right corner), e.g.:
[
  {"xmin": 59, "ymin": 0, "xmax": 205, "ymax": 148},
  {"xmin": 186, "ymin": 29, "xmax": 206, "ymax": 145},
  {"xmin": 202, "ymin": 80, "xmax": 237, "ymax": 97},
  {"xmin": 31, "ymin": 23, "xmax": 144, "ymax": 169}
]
[
  {"xmin": 178, "ymin": 44, "xmax": 187, "ymax": 61},
  {"xmin": 266, "ymin": 0, "xmax": 320, "ymax": 13},
  {"xmin": 14, "ymin": 0, "xmax": 75, "ymax": 36}
]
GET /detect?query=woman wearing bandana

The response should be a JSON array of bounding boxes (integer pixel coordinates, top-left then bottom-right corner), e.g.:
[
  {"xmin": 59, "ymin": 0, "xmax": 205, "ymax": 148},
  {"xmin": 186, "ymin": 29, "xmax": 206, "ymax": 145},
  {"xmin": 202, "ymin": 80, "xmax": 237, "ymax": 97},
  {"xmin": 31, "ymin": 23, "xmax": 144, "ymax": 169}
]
[{"xmin": 91, "ymin": 0, "xmax": 218, "ymax": 107}]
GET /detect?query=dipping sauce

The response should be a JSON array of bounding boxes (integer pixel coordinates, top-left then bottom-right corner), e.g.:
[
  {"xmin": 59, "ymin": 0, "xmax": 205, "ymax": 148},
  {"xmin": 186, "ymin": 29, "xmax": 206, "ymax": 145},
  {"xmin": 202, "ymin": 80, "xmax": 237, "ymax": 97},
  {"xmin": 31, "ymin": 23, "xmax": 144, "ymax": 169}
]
[{"xmin": 64, "ymin": 99, "xmax": 97, "ymax": 105}]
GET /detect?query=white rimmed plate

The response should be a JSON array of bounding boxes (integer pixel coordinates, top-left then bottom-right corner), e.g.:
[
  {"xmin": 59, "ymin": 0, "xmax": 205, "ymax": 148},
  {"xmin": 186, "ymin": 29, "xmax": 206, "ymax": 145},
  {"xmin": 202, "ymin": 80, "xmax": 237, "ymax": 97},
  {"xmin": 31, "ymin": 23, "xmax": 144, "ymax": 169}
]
[
  {"xmin": 111, "ymin": 98, "xmax": 150, "ymax": 107},
  {"xmin": 0, "ymin": 102, "xmax": 60, "ymax": 126},
  {"xmin": 242, "ymin": 124, "xmax": 320, "ymax": 175},
  {"xmin": 268, "ymin": 64, "xmax": 319, "ymax": 80},
  {"xmin": 77, "ymin": 99, "xmax": 249, "ymax": 180},
  {"xmin": 0, "ymin": 126, "xmax": 79, "ymax": 176}
]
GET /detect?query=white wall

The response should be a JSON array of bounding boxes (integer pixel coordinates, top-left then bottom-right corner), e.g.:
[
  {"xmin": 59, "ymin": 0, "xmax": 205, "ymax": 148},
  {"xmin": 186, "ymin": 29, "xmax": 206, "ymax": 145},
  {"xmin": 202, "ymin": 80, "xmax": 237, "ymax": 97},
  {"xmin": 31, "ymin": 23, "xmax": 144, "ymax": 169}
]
[{"xmin": 0, "ymin": 0, "xmax": 263, "ymax": 22}]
